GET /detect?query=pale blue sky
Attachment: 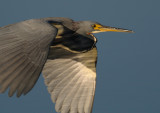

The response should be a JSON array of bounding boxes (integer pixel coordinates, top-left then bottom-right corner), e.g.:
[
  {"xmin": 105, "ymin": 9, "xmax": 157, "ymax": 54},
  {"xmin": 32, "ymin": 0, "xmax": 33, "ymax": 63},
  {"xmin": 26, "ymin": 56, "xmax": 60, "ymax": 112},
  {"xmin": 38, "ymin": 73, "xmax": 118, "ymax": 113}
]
[{"xmin": 0, "ymin": 0, "xmax": 160, "ymax": 113}]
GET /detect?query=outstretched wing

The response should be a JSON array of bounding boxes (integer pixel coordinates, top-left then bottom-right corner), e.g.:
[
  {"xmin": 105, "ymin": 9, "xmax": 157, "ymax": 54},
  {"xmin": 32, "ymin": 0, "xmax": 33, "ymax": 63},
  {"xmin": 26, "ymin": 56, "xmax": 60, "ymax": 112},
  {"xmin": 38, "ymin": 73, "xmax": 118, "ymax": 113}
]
[
  {"xmin": 0, "ymin": 19, "xmax": 57, "ymax": 97},
  {"xmin": 42, "ymin": 45, "xmax": 97, "ymax": 113}
]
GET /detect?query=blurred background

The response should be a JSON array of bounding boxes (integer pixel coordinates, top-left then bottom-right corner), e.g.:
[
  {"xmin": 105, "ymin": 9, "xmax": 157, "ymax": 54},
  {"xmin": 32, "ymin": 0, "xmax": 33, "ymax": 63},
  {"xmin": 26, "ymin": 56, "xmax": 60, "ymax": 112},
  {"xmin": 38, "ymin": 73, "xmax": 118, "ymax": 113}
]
[{"xmin": 0, "ymin": 0, "xmax": 160, "ymax": 113}]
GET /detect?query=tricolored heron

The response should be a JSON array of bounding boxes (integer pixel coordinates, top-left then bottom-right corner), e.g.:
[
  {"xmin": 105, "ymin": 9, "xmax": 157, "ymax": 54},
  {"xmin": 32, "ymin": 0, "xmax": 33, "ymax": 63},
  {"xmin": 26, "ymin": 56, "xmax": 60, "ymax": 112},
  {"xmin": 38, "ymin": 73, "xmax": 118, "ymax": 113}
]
[{"xmin": 0, "ymin": 17, "xmax": 133, "ymax": 113}]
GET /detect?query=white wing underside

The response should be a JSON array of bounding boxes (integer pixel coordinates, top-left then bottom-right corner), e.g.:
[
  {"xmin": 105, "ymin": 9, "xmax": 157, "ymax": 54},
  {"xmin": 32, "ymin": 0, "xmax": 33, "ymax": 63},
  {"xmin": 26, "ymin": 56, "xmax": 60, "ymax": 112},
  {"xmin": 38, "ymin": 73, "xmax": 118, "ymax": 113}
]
[{"xmin": 42, "ymin": 46, "xmax": 97, "ymax": 113}]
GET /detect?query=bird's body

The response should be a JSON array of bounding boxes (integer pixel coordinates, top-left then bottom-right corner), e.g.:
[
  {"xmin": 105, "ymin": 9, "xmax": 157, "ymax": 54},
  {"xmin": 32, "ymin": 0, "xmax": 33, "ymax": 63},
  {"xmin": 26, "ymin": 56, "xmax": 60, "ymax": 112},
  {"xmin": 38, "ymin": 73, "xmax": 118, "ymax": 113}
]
[{"xmin": 0, "ymin": 17, "xmax": 132, "ymax": 113}]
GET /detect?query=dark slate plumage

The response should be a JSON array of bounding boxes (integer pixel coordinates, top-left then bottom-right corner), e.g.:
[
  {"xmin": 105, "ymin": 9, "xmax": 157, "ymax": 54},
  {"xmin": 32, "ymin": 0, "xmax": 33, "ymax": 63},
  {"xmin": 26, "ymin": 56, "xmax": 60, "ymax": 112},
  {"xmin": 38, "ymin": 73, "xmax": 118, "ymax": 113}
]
[{"xmin": 0, "ymin": 19, "xmax": 57, "ymax": 97}]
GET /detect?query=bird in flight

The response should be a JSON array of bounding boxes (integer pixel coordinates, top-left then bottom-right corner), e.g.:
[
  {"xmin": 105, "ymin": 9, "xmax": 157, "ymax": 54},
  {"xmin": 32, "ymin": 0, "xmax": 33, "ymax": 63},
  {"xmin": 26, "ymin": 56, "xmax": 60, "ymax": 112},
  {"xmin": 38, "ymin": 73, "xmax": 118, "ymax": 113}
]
[{"xmin": 0, "ymin": 17, "xmax": 133, "ymax": 113}]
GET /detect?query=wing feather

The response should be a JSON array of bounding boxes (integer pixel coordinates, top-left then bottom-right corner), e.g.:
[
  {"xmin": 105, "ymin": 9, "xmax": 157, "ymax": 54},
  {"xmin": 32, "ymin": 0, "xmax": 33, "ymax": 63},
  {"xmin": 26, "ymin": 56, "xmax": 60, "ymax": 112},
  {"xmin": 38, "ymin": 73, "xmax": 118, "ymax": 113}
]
[
  {"xmin": 55, "ymin": 66, "xmax": 83, "ymax": 112},
  {"xmin": 61, "ymin": 70, "xmax": 84, "ymax": 113},
  {"xmin": 47, "ymin": 62, "xmax": 79, "ymax": 93},
  {"xmin": 9, "ymin": 61, "xmax": 33, "ymax": 97},
  {"xmin": 0, "ymin": 57, "xmax": 28, "ymax": 94},
  {"xmin": 69, "ymin": 76, "xmax": 87, "ymax": 113}
]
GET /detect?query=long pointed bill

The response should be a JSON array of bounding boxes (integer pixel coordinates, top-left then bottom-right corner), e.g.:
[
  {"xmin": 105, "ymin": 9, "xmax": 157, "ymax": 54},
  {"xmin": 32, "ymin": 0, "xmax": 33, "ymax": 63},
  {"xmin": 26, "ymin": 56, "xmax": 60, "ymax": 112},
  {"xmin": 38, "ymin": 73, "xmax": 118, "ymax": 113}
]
[{"xmin": 92, "ymin": 24, "xmax": 133, "ymax": 33}]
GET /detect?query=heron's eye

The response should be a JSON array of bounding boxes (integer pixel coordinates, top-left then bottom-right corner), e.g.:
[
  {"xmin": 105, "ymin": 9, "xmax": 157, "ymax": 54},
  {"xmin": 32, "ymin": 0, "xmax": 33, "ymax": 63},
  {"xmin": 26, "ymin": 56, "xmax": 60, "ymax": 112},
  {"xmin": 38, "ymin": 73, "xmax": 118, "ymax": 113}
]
[{"xmin": 92, "ymin": 24, "xmax": 96, "ymax": 28}]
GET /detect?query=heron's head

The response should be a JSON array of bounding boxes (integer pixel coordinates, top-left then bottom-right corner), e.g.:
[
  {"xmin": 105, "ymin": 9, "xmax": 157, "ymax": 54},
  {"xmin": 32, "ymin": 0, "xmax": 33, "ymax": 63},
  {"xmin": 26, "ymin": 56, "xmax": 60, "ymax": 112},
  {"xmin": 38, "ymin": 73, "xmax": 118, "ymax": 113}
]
[{"xmin": 76, "ymin": 21, "xmax": 133, "ymax": 37}]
